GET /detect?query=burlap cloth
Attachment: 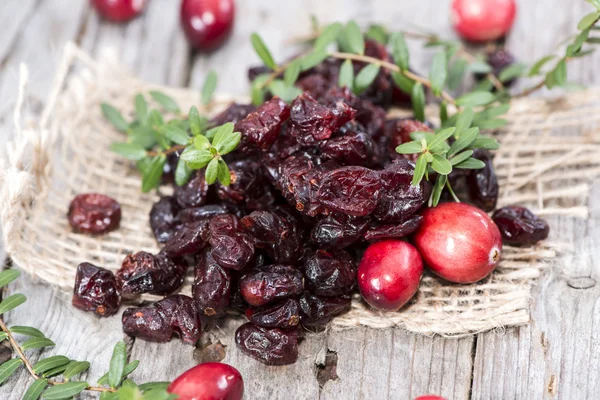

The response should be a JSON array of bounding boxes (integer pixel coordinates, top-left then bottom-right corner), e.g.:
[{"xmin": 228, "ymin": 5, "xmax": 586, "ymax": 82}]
[{"xmin": 2, "ymin": 43, "xmax": 600, "ymax": 337}]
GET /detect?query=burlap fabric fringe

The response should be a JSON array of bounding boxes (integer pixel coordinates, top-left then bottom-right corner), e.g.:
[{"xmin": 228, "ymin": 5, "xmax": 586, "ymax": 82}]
[{"xmin": 2, "ymin": 43, "xmax": 599, "ymax": 337}]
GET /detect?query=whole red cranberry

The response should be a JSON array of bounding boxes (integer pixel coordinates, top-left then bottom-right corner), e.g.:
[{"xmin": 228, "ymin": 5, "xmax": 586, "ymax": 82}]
[
  {"xmin": 180, "ymin": 0, "xmax": 235, "ymax": 52},
  {"xmin": 91, "ymin": 0, "xmax": 146, "ymax": 22},
  {"xmin": 414, "ymin": 203, "xmax": 502, "ymax": 284},
  {"xmin": 357, "ymin": 240, "xmax": 423, "ymax": 311},
  {"xmin": 168, "ymin": 362, "xmax": 244, "ymax": 400},
  {"xmin": 451, "ymin": 0, "xmax": 517, "ymax": 42}
]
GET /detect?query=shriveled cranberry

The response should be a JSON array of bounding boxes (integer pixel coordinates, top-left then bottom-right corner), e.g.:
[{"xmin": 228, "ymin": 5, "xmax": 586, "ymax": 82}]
[
  {"xmin": 302, "ymin": 249, "xmax": 355, "ymax": 296},
  {"xmin": 150, "ymin": 196, "xmax": 181, "ymax": 243},
  {"xmin": 354, "ymin": 100, "xmax": 388, "ymax": 139},
  {"xmin": 72, "ymin": 262, "xmax": 121, "ymax": 317},
  {"xmin": 239, "ymin": 265, "xmax": 303, "ymax": 307},
  {"xmin": 68, "ymin": 193, "xmax": 121, "ymax": 234},
  {"xmin": 217, "ymin": 160, "xmax": 277, "ymax": 210},
  {"xmin": 180, "ymin": 0, "xmax": 235, "ymax": 52},
  {"xmin": 358, "ymin": 240, "xmax": 423, "ymax": 311},
  {"xmin": 168, "ymin": 362, "xmax": 244, "ymax": 400},
  {"xmin": 174, "ymin": 171, "xmax": 209, "ymax": 209},
  {"xmin": 414, "ymin": 203, "xmax": 502, "ymax": 283},
  {"xmin": 162, "ymin": 149, "xmax": 183, "ymax": 185},
  {"xmin": 319, "ymin": 130, "xmax": 380, "ymax": 168},
  {"xmin": 164, "ymin": 219, "xmax": 211, "ymax": 257},
  {"xmin": 91, "ymin": 0, "xmax": 145, "ymax": 22},
  {"xmin": 209, "ymin": 214, "xmax": 255, "ymax": 270},
  {"xmin": 310, "ymin": 213, "xmax": 369, "ymax": 250},
  {"xmin": 235, "ymin": 97, "xmax": 290, "ymax": 152},
  {"xmin": 492, "ymin": 206, "xmax": 549, "ymax": 246},
  {"xmin": 245, "ymin": 298, "xmax": 300, "ymax": 329},
  {"xmin": 116, "ymin": 251, "xmax": 188, "ymax": 296},
  {"xmin": 122, "ymin": 294, "xmax": 201, "ymax": 344},
  {"xmin": 316, "ymin": 166, "xmax": 382, "ymax": 217},
  {"xmin": 364, "ymin": 215, "xmax": 423, "ymax": 241},
  {"xmin": 211, "ymin": 103, "xmax": 257, "ymax": 126},
  {"xmin": 452, "ymin": 0, "xmax": 517, "ymax": 42},
  {"xmin": 235, "ymin": 323, "xmax": 299, "ymax": 365},
  {"xmin": 241, "ymin": 211, "xmax": 302, "ymax": 264},
  {"xmin": 193, "ymin": 249, "xmax": 232, "ymax": 316},
  {"xmin": 467, "ymin": 149, "xmax": 498, "ymax": 212},
  {"xmin": 178, "ymin": 204, "xmax": 231, "ymax": 223},
  {"xmin": 296, "ymin": 74, "xmax": 332, "ymax": 100},
  {"xmin": 299, "ymin": 292, "xmax": 351, "ymax": 327}
]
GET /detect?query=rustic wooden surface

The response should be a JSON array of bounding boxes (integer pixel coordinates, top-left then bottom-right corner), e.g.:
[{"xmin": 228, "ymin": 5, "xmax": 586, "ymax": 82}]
[{"xmin": 1, "ymin": 0, "xmax": 600, "ymax": 399}]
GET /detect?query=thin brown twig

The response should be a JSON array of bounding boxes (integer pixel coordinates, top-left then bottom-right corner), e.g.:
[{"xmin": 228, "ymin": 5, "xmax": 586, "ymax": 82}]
[{"xmin": 147, "ymin": 144, "xmax": 186, "ymax": 157}]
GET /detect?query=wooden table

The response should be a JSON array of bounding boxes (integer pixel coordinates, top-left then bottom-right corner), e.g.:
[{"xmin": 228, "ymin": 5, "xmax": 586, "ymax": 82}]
[{"xmin": 1, "ymin": 1, "xmax": 599, "ymax": 399}]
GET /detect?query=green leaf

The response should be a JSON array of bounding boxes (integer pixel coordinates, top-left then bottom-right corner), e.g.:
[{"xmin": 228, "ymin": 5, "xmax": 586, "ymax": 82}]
[
  {"xmin": 578, "ymin": 12, "xmax": 600, "ymax": 30},
  {"xmin": 193, "ymin": 134, "xmax": 211, "ymax": 150},
  {"xmin": 201, "ymin": 70, "xmax": 218, "ymax": 105},
  {"xmin": 251, "ymin": 33, "xmax": 277, "ymax": 69},
  {"xmin": 211, "ymin": 123, "xmax": 235, "ymax": 149},
  {"xmin": 448, "ymin": 127, "xmax": 479, "ymax": 156},
  {"xmin": 339, "ymin": 21, "xmax": 365, "ymax": 55},
  {"xmin": 529, "ymin": 55, "xmax": 557, "ymax": 76},
  {"xmin": 33, "ymin": 356, "xmax": 70, "ymax": 375},
  {"xmin": 447, "ymin": 58, "xmax": 468, "ymax": 91},
  {"xmin": 205, "ymin": 158, "xmax": 219, "ymax": 185},
  {"xmin": 41, "ymin": 364, "xmax": 70, "ymax": 378},
  {"xmin": 468, "ymin": 61, "xmax": 492, "ymax": 74},
  {"xmin": 142, "ymin": 390, "xmax": 178, "ymax": 400},
  {"xmin": 101, "ymin": 104, "xmax": 129, "ymax": 132},
  {"xmin": 431, "ymin": 154, "xmax": 452, "ymax": 175},
  {"xmin": 134, "ymin": 94, "xmax": 148, "ymax": 124},
  {"xmin": 440, "ymin": 101, "xmax": 448, "ymax": 124},
  {"xmin": 314, "ymin": 22, "xmax": 343, "ymax": 51},
  {"xmin": 396, "ymin": 141, "xmax": 423, "ymax": 154},
  {"xmin": 456, "ymin": 91, "xmax": 496, "ymax": 107},
  {"xmin": 365, "ymin": 24, "xmax": 388, "ymax": 45},
  {"xmin": 216, "ymin": 159, "xmax": 231, "ymax": 186},
  {"xmin": 141, "ymin": 155, "xmax": 166, "ymax": 193},
  {"xmin": 450, "ymin": 150, "xmax": 474, "ymax": 166},
  {"xmin": 411, "ymin": 83, "xmax": 426, "ymax": 122},
  {"xmin": 390, "ymin": 32, "xmax": 409, "ymax": 71},
  {"xmin": 476, "ymin": 119, "xmax": 508, "ymax": 130},
  {"xmin": 188, "ymin": 106, "xmax": 202, "ymax": 136},
  {"xmin": 163, "ymin": 124, "xmax": 190, "ymax": 145},
  {"xmin": 0, "ymin": 294, "xmax": 26, "ymax": 315},
  {"xmin": 430, "ymin": 174, "xmax": 447, "ymax": 207},
  {"xmin": 108, "ymin": 341, "xmax": 127, "ymax": 388},
  {"xmin": 547, "ymin": 59, "xmax": 567, "ymax": 88},
  {"xmin": 251, "ymin": 74, "xmax": 269, "ymax": 106},
  {"xmin": 268, "ymin": 80, "xmax": 303, "ymax": 103},
  {"xmin": 300, "ymin": 50, "xmax": 329, "ymax": 71},
  {"xmin": 129, "ymin": 125, "xmax": 157, "ymax": 149},
  {"xmin": 410, "ymin": 131, "xmax": 436, "ymax": 142},
  {"xmin": 424, "ymin": 152, "xmax": 433, "ymax": 163},
  {"xmin": 97, "ymin": 360, "xmax": 140, "ymax": 386},
  {"xmin": 587, "ymin": 37, "xmax": 600, "ymax": 43},
  {"xmin": 455, "ymin": 157, "xmax": 486, "ymax": 169},
  {"xmin": 455, "ymin": 108, "xmax": 474, "ymax": 135},
  {"xmin": 110, "ymin": 143, "xmax": 147, "ymax": 161},
  {"xmin": 473, "ymin": 104, "xmax": 510, "ymax": 121},
  {"xmin": 148, "ymin": 109, "xmax": 164, "ymax": 127},
  {"xmin": 572, "ymin": 28, "xmax": 591, "ymax": 55},
  {"xmin": 391, "ymin": 72, "xmax": 415, "ymax": 94},
  {"xmin": 41, "ymin": 381, "xmax": 88, "ymax": 399},
  {"xmin": 469, "ymin": 136, "xmax": 500, "ymax": 150},
  {"xmin": 100, "ymin": 392, "xmax": 119, "ymax": 400},
  {"xmin": 354, "ymin": 64, "xmax": 381, "ymax": 95},
  {"xmin": 22, "ymin": 337, "xmax": 55, "ymax": 351},
  {"xmin": 427, "ymin": 127, "xmax": 455, "ymax": 151},
  {"xmin": 0, "ymin": 269, "xmax": 20, "ymax": 289},
  {"xmin": 284, "ymin": 60, "xmax": 302, "ymax": 87},
  {"xmin": 412, "ymin": 154, "xmax": 427, "ymax": 186},
  {"xmin": 63, "ymin": 361, "xmax": 91, "ymax": 380},
  {"xmin": 586, "ymin": 0, "xmax": 600, "ymax": 10},
  {"xmin": 139, "ymin": 382, "xmax": 171, "ymax": 392},
  {"xmin": 338, "ymin": 59, "xmax": 354, "ymax": 90},
  {"xmin": 499, "ymin": 63, "xmax": 527, "ymax": 83},
  {"xmin": 0, "ymin": 359, "xmax": 23, "ymax": 385},
  {"xmin": 149, "ymin": 91, "xmax": 180, "ymax": 113},
  {"xmin": 180, "ymin": 148, "xmax": 213, "ymax": 168},
  {"xmin": 0, "ymin": 332, "xmax": 7, "ymax": 342},
  {"xmin": 23, "ymin": 378, "xmax": 48, "ymax": 400}
]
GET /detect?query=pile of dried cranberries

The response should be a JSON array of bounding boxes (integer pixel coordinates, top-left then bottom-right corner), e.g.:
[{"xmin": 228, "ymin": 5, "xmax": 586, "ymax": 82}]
[{"xmin": 70, "ymin": 42, "xmax": 549, "ymax": 365}]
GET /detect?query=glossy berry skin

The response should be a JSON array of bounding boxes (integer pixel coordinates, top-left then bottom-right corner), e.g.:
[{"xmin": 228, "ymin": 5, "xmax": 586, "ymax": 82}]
[
  {"xmin": 414, "ymin": 203, "xmax": 502, "ymax": 284},
  {"xmin": 492, "ymin": 206, "xmax": 550, "ymax": 246},
  {"xmin": 72, "ymin": 262, "xmax": 121, "ymax": 317},
  {"xmin": 357, "ymin": 240, "xmax": 423, "ymax": 311},
  {"xmin": 451, "ymin": 0, "xmax": 517, "ymax": 42},
  {"xmin": 91, "ymin": 0, "xmax": 146, "ymax": 22},
  {"xmin": 168, "ymin": 362, "xmax": 244, "ymax": 400},
  {"xmin": 180, "ymin": 0, "xmax": 235, "ymax": 52},
  {"xmin": 68, "ymin": 193, "xmax": 121, "ymax": 234}
]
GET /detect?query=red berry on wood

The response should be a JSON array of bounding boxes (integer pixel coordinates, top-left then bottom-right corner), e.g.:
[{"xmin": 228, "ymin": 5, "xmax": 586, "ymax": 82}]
[
  {"xmin": 168, "ymin": 362, "xmax": 244, "ymax": 400},
  {"xmin": 91, "ymin": 0, "xmax": 146, "ymax": 22},
  {"xmin": 180, "ymin": 0, "xmax": 235, "ymax": 52},
  {"xmin": 451, "ymin": 0, "xmax": 517, "ymax": 42}
]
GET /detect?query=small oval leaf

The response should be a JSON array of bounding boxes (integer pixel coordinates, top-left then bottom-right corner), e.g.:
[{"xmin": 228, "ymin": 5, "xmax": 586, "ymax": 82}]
[
  {"xmin": 63, "ymin": 361, "xmax": 91, "ymax": 380},
  {"xmin": 110, "ymin": 143, "xmax": 148, "ymax": 161},
  {"xmin": 0, "ymin": 359, "xmax": 23, "ymax": 385},
  {"xmin": 108, "ymin": 341, "xmax": 127, "ymax": 389},
  {"xmin": 354, "ymin": 64, "xmax": 381, "ymax": 95},
  {"xmin": 251, "ymin": 33, "xmax": 277, "ymax": 69},
  {"xmin": 23, "ymin": 378, "xmax": 48, "ymax": 400},
  {"xmin": 41, "ymin": 381, "xmax": 89, "ymax": 400},
  {"xmin": 0, "ymin": 270, "xmax": 20, "ymax": 289},
  {"xmin": 431, "ymin": 154, "xmax": 453, "ymax": 175},
  {"xmin": 33, "ymin": 356, "xmax": 70, "ymax": 374},
  {"xmin": 21, "ymin": 337, "xmax": 55, "ymax": 351},
  {"xmin": 201, "ymin": 70, "xmax": 218, "ymax": 105},
  {"xmin": 205, "ymin": 158, "xmax": 219, "ymax": 185},
  {"xmin": 338, "ymin": 59, "xmax": 354, "ymax": 90},
  {"xmin": 0, "ymin": 294, "xmax": 27, "ymax": 315},
  {"xmin": 149, "ymin": 91, "xmax": 180, "ymax": 113},
  {"xmin": 101, "ymin": 104, "xmax": 129, "ymax": 132}
]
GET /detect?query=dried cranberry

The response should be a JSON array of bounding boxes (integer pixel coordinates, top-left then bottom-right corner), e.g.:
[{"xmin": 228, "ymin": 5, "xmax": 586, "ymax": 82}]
[
  {"xmin": 235, "ymin": 97, "xmax": 290, "ymax": 152},
  {"xmin": 72, "ymin": 262, "xmax": 121, "ymax": 317},
  {"xmin": 193, "ymin": 249, "xmax": 232, "ymax": 316},
  {"xmin": 239, "ymin": 265, "xmax": 304, "ymax": 307},
  {"xmin": 217, "ymin": 160, "xmax": 277, "ymax": 210},
  {"xmin": 150, "ymin": 196, "xmax": 181, "ymax": 243},
  {"xmin": 116, "ymin": 251, "xmax": 187, "ymax": 296},
  {"xmin": 241, "ymin": 211, "xmax": 302, "ymax": 264},
  {"xmin": 234, "ymin": 323, "xmax": 299, "ymax": 365},
  {"xmin": 164, "ymin": 219, "xmax": 211, "ymax": 257},
  {"xmin": 319, "ymin": 130, "xmax": 380, "ymax": 167},
  {"xmin": 245, "ymin": 298, "xmax": 300, "ymax": 329},
  {"xmin": 211, "ymin": 103, "xmax": 257, "ymax": 126},
  {"xmin": 302, "ymin": 250, "xmax": 356, "ymax": 296},
  {"xmin": 364, "ymin": 215, "xmax": 423, "ymax": 241},
  {"xmin": 174, "ymin": 171, "xmax": 209, "ymax": 209},
  {"xmin": 467, "ymin": 150, "xmax": 498, "ymax": 212},
  {"xmin": 299, "ymin": 292, "xmax": 351, "ymax": 327},
  {"xmin": 68, "ymin": 193, "xmax": 121, "ymax": 234},
  {"xmin": 178, "ymin": 204, "xmax": 231, "ymax": 223},
  {"xmin": 209, "ymin": 214, "xmax": 255, "ymax": 270},
  {"xmin": 296, "ymin": 74, "xmax": 332, "ymax": 100},
  {"xmin": 354, "ymin": 100, "xmax": 388, "ymax": 139},
  {"xmin": 122, "ymin": 294, "xmax": 201, "ymax": 344},
  {"xmin": 310, "ymin": 213, "xmax": 369, "ymax": 250},
  {"xmin": 492, "ymin": 206, "xmax": 550, "ymax": 246}
]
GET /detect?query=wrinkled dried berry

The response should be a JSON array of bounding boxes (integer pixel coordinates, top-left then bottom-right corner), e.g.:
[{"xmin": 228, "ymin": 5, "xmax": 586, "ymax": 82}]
[
  {"xmin": 302, "ymin": 250, "xmax": 356, "ymax": 296},
  {"xmin": 319, "ymin": 130, "xmax": 380, "ymax": 167},
  {"xmin": 209, "ymin": 214, "xmax": 254, "ymax": 270},
  {"xmin": 492, "ymin": 206, "xmax": 550, "ymax": 246},
  {"xmin": 122, "ymin": 294, "xmax": 201, "ymax": 344},
  {"xmin": 364, "ymin": 215, "xmax": 423, "ymax": 241},
  {"xmin": 164, "ymin": 219, "xmax": 211, "ymax": 257},
  {"xmin": 217, "ymin": 160, "xmax": 277, "ymax": 210},
  {"xmin": 150, "ymin": 196, "xmax": 181, "ymax": 243},
  {"xmin": 174, "ymin": 171, "xmax": 210, "ymax": 209},
  {"xmin": 245, "ymin": 298, "xmax": 300, "ymax": 329},
  {"xmin": 310, "ymin": 213, "xmax": 369, "ymax": 250},
  {"xmin": 299, "ymin": 292, "xmax": 351, "ymax": 327},
  {"xmin": 116, "ymin": 251, "xmax": 187, "ymax": 296},
  {"xmin": 235, "ymin": 97, "xmax": 290, "ymax": 152},
  {"xmin": 467, "ymin": 150, "xmax": 498, "ymax": 212},
  {"xmin": 241, "ymin": 211, "xmax": 302, "ymax": 264},
  {"xmin": 235, "ymin": 323, "xmax": 299, "ymax": 365},
  {"xmin": 72, "ymin": 262, "xmax": 121, "ymax": 317},
  {"xmin": 193, "ymin": 249, "xmax": 232, "ymax": 316},
  {"xmin": 68, "ymin": 193, "xmax": 121, "ymax": 234},
  {"xmin": 211, "ymin": 103, "xmax": 257, "ymax": 126},
  {"xmin": 239, "ymin": 265, "xmax": 304, "ymax": 307},
  {"xmin": 178, "ymin": 204, "xmax": 232, "ymax": 223},
  {"xmin": 316, "ymin": 166, "xmax": 382, "ymax": 216}
]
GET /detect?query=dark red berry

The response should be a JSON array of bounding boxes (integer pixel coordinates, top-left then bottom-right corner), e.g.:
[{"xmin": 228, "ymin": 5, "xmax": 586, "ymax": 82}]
[
  {"xmin": 302, "ymin": 249, "xmax": 356, "ymax": 296},
  {"xmin": 163, "ymin": 219, "xmax": 211, "ymax": 257},
  {"xmin": 235, "ymin": 97, "xmax": 290, "ymax": 152},
  {"xmin": 116, "ymin": 251, "xmax": 187, "ymax": 296},
  {"xmin": 452, "ymin": 0, "xmax": 517, "ymax": 42},
  {"xmin": 241, "ymin": 211, "xmax": 302, "ymax": 264},
  {"xmin": 168, "ymin": 362, "xmax": 244, "ymax": 400},
  {"xmin": 492, "ymin": 206, "xmax": 549, "ymax": 246},
  {"xmin": 239, "ymin": 265, "xmax": 303, "ymax": 307},
  {"xmin": 174, "ymin": 171, "xmax": 209, "ymax": 209},
  {"xmin": 68, "ymin": 193, "xmax": 121, "ymax": 234},
  {"xmin": 235, "ymin": 323, "xmax": 299, "ymax": 365},
  {"xmin": 299, "ymin": 292, "xmax": 352, "ymax": 327},
  {"xmin": 72, "ymin": 262, "xmax": 121, "ymax": 317},
  {"xmin": 178, "ymin": 204, "xmax": 232, "ymax": 223},
  {"xmin": 180, "ymin": 0, "xmax": 235, "ymax": 52},
  {"xmin": 209, "ymin": 214, "xmax": 255, "ymax": 271},
  {"xmin": 149, "ymin": 196, "xmax": 181, "ymax": 243},
  {"xmin": 364, "ymin": 215, "xmax": 423, "ymax": 242},
  {"xmin": 91, "ymin": 0, "xmax": 146, "ymax": 22},
  {"xmin": 467, "ymin": 149, "xmax": 498, "ymax": 212},
  {"xmin": 245, "ymin": 298, "xmax": 300, "ymax": 329},
  {"xmin": 211, "ymin": 103, "xmax": 256, "ymax": 126},
  {"xmin": 310, "ymin": 213, "xmax": 369, "ymax": 250},
  {"xmin": 193, "ymin": 249, "xmax": 232, "ymax": 316}
]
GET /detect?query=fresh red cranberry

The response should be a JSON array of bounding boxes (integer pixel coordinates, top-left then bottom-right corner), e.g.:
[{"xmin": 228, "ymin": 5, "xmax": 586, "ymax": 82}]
[
  {"xmin": 168, "ymin": 362, "xmax": 244, "ymax": 400},
  {"xmin": 357, "ymin": 240, "xmax": 423, "ymax": 311},
  {"xmin": 180, "ymin": 0, "xmax": 235, "ymax": 52},
  {"xmin": 91, "ymin": 0, "xmax": 146, "ymax": 22},
  {"xmin": 451, "ymin": 0, "xmax": 517, "ymax": 42},
  {"xmin": 414, "ymin": 203, "xmax": 502, "ymax": 284}
]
